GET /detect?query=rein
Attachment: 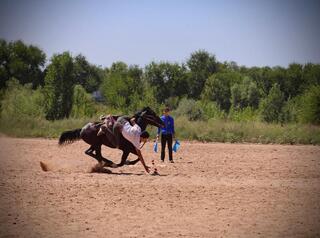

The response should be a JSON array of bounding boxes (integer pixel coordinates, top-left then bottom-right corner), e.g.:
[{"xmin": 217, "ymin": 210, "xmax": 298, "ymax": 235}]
[
  {"xmin": 143, "ymin": 115, "xmax": 163, "ymax": 128},
  {"xmin": 140, "ymin": 140, "xmax": 147, "ymax": 149}
]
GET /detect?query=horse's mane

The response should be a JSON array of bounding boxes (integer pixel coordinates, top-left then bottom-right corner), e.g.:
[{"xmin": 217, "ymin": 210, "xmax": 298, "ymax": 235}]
[{"xmin": 134, "ymin": 106, "xmax": 152, "ymax": 117}]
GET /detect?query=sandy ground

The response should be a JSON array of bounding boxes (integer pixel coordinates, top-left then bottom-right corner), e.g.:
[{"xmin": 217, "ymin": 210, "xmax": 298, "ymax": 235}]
[{"xmin": 0, "ymin": 136, "xmax": 319, "ymax": 238}]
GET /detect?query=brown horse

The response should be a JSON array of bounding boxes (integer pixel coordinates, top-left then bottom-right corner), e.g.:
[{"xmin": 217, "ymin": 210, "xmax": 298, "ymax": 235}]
[{"xmin": 58, "ymin": 107, "xmax": 164, "ymax": 168}]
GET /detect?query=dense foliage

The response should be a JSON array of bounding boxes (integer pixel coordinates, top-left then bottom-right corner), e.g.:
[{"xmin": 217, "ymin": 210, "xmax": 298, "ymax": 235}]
[
  {"xmin": 1, "ymin": 39, "xmax": 320, "ymax": 128},
  {"xmin": 0, "ymin": 39, "xmax": 46, "ymax": 89}
]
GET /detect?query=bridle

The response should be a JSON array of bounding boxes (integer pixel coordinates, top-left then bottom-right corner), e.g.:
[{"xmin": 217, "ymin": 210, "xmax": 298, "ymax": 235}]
[{"xmin": 141, "ymin": 113, "xmax": 163, "ymax": 128}]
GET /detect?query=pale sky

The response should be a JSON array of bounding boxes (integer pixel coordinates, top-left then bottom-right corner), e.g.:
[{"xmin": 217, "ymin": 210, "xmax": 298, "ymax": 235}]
[{"xmin": 1, "ymin": 0, "xmax": 320, "ymax": 68}]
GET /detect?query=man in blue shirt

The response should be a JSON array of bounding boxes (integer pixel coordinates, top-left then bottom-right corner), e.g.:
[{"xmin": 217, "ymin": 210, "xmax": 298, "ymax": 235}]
[{"xmin": 157, "ymin": 107, "xmax": 175, "ymax": 163}]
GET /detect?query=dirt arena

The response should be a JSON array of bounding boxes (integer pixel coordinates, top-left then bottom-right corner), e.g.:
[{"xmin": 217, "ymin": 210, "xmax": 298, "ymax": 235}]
[{"xmin": 0, "ymin": 136, "xmax": 319, "ymax": 238}]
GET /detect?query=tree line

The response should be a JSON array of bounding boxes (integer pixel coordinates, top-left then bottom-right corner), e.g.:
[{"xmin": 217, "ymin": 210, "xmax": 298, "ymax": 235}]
[{"xmin": 0, "ymin": 39, "xmax": 319, "ymax": 124}]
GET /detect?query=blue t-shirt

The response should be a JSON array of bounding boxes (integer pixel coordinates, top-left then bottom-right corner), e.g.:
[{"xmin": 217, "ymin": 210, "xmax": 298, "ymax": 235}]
[{"xmin": 157, "ymin": 115, "xmax": 175, "ymax": 135}]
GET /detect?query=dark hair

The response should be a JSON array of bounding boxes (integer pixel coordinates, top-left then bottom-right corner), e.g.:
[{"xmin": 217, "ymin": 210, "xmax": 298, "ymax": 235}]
[
  {"xmin": 164, "ymin": 106, "xmax": 170, "ymax": 112},
  {"xmin": 140, "ymin": 131, "xmax": 150, "ymax": 138}
]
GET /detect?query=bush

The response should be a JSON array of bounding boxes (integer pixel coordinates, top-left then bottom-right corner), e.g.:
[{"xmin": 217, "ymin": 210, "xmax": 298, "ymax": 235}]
[
  {"xmin": 164, "ymin": 96, "xmax": 180, "ymax": 110},
  {"xmin": 173, "ymin": 117, "xmax": 320, "ymax": 144},
  {"xmin": 201, "ymin": 73, "xmax": 233, "ymax": 111},
  {"xmin": 44, "ymin": 52, "xmax": 75, "ymax": 120},
  {"xmin": 280, "ymin": 97, "xmax": 299, "ymax": 123},
  {"xmin": 1, "ymin": 79, "xmax": 45, "ymax": 121},
  {"xmin": 70, "ymin": 84, "xmax": 96, "ymax": 118},
  {"xmin": 231, "ymin": 77, "xmax": 260, "ymax": 110},
  {"xmin": 259, "ymin": 83, "xmax": 285, "ymax": 123},
  {"xmin": 228, "ymin": 107, "xmax": 259, "ymax": 122},
  {"xmin": 199, "ymin": 101, "xmax": 225, "ymax": 120},
  {"xmin": 174, "ymin": 98, "xmax": 204, "ymax": 121},
  {"xmin": 298, "ymin": 85, "xmax": 320, "ymax": 124},
  {"xmin": 125, "ymin": 87, "xmax": 161, "ymax": 114}
]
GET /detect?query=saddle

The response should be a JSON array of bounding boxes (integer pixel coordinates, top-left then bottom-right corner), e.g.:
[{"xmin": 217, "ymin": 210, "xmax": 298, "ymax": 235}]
[
  {"xmin": 101, "ymin": 115, "xmax": 116, "ymax": 129},
  {"xmin": 96, "ymin": 115, "xmax": 114, "ymax": 136}
]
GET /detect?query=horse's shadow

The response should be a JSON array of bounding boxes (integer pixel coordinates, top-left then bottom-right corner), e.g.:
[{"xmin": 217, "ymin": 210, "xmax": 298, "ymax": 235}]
[
  {"xmin": 90, "ymin": 166, "xmax": 167, "ymax": 176},
  {"xmin": 111, "ymin": 172, "xmax": 168, "ymax": 177}
]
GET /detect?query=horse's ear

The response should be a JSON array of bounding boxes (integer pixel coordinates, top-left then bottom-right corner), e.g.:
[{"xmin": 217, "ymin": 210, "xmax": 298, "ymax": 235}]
[
  {"xmin": 134, "ymin": 108, "xmax": 142, "ymax": 117},
  {"xmin": 144, "ymin": 106, "xmax": 152, "ymax": 112},
  {"xmin": 137, "ymin": 106, "xmax": 152, "ymax": 116}
]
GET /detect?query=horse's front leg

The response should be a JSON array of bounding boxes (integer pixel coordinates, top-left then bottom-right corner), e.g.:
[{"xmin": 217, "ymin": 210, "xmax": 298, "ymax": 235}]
[
  {"xmin": 125, "ymin": 158, "xmax": 140, "ymax": 165},
  {"xmin": 115, "ymin": 150, "xmax": 130, "ymax": 167},
  {"xmin": 97, "ymin": 153, "xmax": 118, "ymax": 168}
]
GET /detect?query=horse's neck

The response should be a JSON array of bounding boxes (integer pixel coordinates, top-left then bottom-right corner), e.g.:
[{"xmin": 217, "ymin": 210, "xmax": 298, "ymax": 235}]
[
  {"xmin": 137, "ymin": 118, "xmax": 147, "ymax": 131},
  {"xmin": 138, "ymin": 122, "xmax": 147, "ymax": 131}
]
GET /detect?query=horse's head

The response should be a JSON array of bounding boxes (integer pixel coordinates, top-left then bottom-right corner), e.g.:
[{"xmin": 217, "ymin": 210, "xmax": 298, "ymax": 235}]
[{"xmin": 135, "ymin": 106, "xmax": 164, "ymax": 129}]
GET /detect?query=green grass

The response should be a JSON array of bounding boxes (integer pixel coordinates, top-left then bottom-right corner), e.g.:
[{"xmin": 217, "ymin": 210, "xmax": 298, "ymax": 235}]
[
  {"xmin": 0, "ymin": 117, "xmax": 92, "ymax": 138},
  {"xmin": 1, "ymin": 116, "xmax": 319, "ymax": 145},
  {"xmin": 175, "ymin": 117, "xmax": 320, "ymax": 144}
]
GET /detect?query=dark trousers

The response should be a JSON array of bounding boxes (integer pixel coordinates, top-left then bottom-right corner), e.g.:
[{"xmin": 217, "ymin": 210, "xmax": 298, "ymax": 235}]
[
  {"xmin": 161, "ymin": 134, "xmax": 173, "ymax": 161},
  {"xmin": 113, "ymin": 116, "xmax": 129, "ymax": 148}
]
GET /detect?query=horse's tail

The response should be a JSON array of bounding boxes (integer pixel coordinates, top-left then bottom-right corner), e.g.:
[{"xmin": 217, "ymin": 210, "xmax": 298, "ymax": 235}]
[{"xmin": 59, "ymin": 128, "xmax": 82, "ymax": 145}]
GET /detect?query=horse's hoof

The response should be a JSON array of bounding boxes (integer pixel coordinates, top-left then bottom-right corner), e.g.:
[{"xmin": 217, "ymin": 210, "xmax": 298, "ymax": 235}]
[
  {"xmin": 91, "ymin": 164, "xmax": 112, "ymax": 173},
  {"xmin": 40, "ymin": 161, "xmax": 49, "ymax": 172},
  {"xmin": 110, "ymin": 163, "xmax": 118, "ymax": 168}
]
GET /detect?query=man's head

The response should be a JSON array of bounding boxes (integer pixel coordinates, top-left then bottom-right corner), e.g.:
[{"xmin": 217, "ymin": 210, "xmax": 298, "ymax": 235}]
[
  {"xmin": 163, "ymin": 106, "xmax": 170, "ymax": 116},
  {"xmin": 140, "ymin": 130, "xmax": 150, "ymax": 143}
]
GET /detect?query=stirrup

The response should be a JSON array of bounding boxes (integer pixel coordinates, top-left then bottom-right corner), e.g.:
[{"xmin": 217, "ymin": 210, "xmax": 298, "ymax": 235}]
[{"xmin": 97, "ymin": 128, "xmax": 104, "ymax": 136}]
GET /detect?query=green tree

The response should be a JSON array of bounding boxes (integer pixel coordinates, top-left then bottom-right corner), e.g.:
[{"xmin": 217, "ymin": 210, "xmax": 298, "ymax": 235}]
[
  {"xmin": 144, "ymin": 62, "xmax": 188, "ymax": 103},
  {"xmin": 0, "ymin": 79, "xmax": 45, "ymax": 120},
  {"xmin": 186, "ymin": 50, "xmax": 218, "ymax": 98},
  {"xmin": 281, "ymin": 97, "xmax": 299, "ymax": 123},
  {"xmin": 175, "ymin": 98, "xmax": 204, "ymax": 121},
  {"xmin": 231, "ymin": 77, "xmax": 260, "ymax": 109},
  {"xmin": 128, "ymin": 65, "xmax": 144, "ymax": 96},
  {"xmin": 298, "ymin": 85, "xmax": 320, "ymax": 124},
  {"xmin": 246, "ymin": 66, "xmax": 274, "ymax": 97},
  {"xmin": 74, "ymin": 54, "xmax": 103, "ymax": 93},
  {"xmin": 202, "ymin": 72, "xmax": 241, "ymax": 111},
  {"xmin": 284, "ymin": 63, "xmax": 303, "ymax": 98},
  {"xmin": 259, "ymin": 83, "xmax": 285, "ymax": 123},
  {"xmin": 0, "ymin": 39, "xmax": 9, "ymax": 89},
  {"xmin": 302, "ymin": 63, "xmax": 320, "ymax": 90},
  {"xmin": 0, "ymin": 39, "xmax": 46, "ymax": 89},
  {"xmin": 109, "ymin": 61, "xmax": 128, "ymax": 74},
  {"xmin": 247, "ymin": 80, "xmax": 260, "ymax": 108},
  {"xmin": 100, "ymin": 62, "xmax": 145, "ymax": 110},
  {"xmin": 71, "ymin": 84, "xmax": 96, "ymax": 118},
  {"xmin": 269, "ymin": 66, "xmax": 287, "ymax": 97},
  {"xmin": 44, "ymin": 52, "xmax": 75, "ymax": 120},
  {"xmin": 100, "ymin": 72, "xmax": 126, "ymax": 109}
]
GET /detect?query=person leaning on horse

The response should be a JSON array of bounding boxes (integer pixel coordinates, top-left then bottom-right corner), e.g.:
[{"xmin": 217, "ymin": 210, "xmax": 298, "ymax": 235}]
[
  {"xmin": 97, "ymin": 115, "xmax": 151, "ymax": 173},
  {"xmin": 58, "ymin": 107, "xmax": 164, "ymax": 172}
]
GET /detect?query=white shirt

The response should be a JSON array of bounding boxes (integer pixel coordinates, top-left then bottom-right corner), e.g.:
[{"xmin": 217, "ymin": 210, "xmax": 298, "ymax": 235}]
[{"xmin": 121, "ymin": 122, "xmax": 141, "ymax": 149}]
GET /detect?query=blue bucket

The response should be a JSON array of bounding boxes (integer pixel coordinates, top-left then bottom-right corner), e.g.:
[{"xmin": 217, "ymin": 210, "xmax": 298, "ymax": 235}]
[
  {"xmin": 153, "ymin": 141, "xmax": 158, "ymax": 153},
  {"xmin": 173, "ymin": 140, "xmax": 180, "ymax": 152}
]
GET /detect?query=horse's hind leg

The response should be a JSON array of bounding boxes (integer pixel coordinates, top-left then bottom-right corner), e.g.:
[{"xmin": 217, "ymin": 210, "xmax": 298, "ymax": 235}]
[
  {"xmin": 94, "ymin": 145, "xmax": 117, "ymax": 168},
  {"xmin": 84, "ymin": 145, "xmax": 103, "ymax": 163},
  {"xmin": 85, "ymin": 146, "xmax": 95, "ymax": 156},
  {"xmin": 84, "ymin": 144, "xmax": 117, "ymax": 168}
]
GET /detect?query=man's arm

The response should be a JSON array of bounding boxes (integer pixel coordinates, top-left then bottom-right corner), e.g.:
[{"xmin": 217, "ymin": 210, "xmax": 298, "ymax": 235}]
[
  {"xmin": 130, "ymin": 117, "xmax": 136, "ymax": 125},
  {"xmin": 157, "ymin": 117, "xmax": 162, "ymax": 139},
  {"xmin": 135, "ymin": 148, "xmax": 150, "ymax": 173},
  {"xmin": 172, "ymin": 117, "xmax": 175, "ymax": 138}
]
